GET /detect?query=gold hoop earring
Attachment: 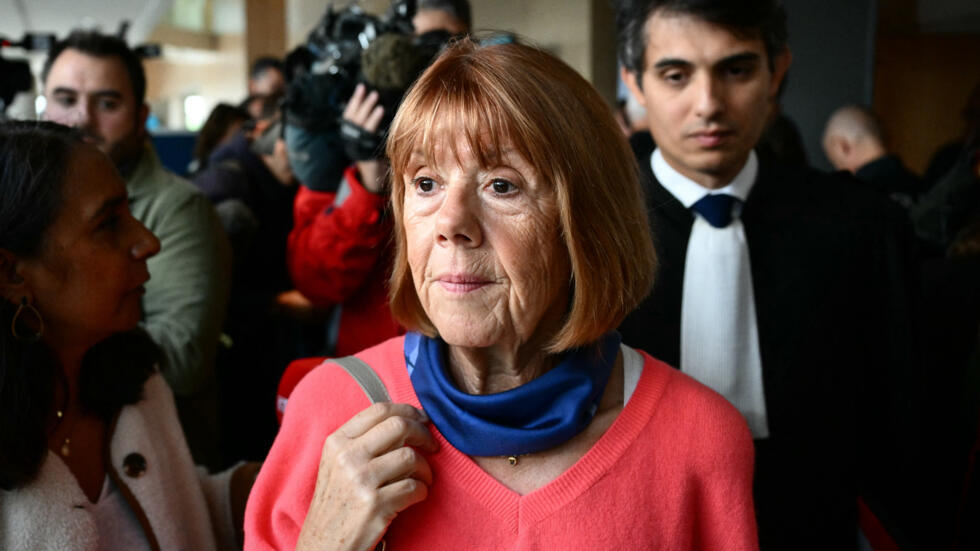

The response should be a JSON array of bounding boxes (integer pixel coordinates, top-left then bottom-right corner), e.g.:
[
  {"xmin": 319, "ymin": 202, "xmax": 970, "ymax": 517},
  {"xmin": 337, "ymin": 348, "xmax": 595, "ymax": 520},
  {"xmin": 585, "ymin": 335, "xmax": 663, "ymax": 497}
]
[{"xmin": 11, "ymin": 297, "xmax": 44, "ymax": 342}]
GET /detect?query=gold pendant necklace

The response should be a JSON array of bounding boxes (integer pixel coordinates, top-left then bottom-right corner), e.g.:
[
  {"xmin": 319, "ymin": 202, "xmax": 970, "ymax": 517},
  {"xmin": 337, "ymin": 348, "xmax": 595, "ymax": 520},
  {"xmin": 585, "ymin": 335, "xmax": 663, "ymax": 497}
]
[
  {"xmin": 53, "ymin": 409, "xmax": 75, "ymax": 457},
  {"xmin": 49, "ymin": 375, "xmax": 77, "ymax": 458}
]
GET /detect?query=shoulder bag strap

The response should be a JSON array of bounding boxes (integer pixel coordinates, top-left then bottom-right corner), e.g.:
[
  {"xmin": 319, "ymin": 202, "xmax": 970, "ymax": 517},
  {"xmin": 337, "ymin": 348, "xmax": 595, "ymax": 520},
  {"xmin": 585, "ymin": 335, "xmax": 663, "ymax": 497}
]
[{"xmin": 325, "ymin": 356, "xmax": 391, "ymax": 404}]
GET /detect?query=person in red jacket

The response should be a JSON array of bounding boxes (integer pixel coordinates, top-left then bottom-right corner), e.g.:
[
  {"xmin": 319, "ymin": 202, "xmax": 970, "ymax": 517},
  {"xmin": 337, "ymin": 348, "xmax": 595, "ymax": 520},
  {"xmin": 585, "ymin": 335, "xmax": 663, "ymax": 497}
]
[
  {"xmin": 277, "ymin": 31, "xmax": 454, "ymax": 422},
  {"xmin": 285, "ymin": 29, "xmax": 455, "ymax": 359},
  {"xmin": 286, "ymin": 82, "xmax": 402, "ymax": 358}
]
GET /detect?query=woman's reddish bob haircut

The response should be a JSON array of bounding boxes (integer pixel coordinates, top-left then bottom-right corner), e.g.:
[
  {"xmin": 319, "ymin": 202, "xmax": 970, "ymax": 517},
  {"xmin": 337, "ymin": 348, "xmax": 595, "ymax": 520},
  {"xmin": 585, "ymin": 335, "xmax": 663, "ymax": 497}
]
[{"xmin": 386, "ymin": 38, "xmax": 656, "ymax": 352}]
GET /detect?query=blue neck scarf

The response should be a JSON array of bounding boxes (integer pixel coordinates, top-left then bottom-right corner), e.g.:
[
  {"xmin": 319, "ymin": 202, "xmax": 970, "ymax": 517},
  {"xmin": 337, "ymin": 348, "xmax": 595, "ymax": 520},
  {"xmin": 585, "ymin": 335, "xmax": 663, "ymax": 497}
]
[{"xmin": 404, "ymin": 331, "xmax": 621, "ymax": 456}]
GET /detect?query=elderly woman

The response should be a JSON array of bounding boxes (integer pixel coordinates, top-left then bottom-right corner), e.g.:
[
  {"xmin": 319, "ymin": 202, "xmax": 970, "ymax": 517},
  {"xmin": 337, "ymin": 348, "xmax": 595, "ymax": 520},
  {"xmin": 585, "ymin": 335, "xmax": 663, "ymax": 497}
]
[
  {"xmin": 246, "ymin": 39, "xmax": 757, "ymax": 549},
  {"xmin": 0, "ymin": 121, "xmax": 255, "ymax": 549}
]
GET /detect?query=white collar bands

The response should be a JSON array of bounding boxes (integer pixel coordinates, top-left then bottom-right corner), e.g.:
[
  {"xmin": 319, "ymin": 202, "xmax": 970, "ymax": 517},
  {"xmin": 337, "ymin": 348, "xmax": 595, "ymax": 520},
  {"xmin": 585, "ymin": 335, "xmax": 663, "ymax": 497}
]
[{"xmin": 651, "ymin": 148, "xmax": 759, "ymax": 208}]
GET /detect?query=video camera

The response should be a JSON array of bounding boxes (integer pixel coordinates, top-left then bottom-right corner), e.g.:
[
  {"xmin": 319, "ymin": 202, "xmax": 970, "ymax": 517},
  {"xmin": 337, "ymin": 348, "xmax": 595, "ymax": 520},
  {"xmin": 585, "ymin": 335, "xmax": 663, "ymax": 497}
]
[
  {"xmin": 283, "ymin": 0, "xmax": 417, "ymax": 132},
  {"xmin": 282, "ymin": 0, "xmax": 453, "ymax": 191},
  {"xmin": 307, "ymin": 0, "xmax": 416, "ymax": 77},
  {"xmin": 0, "ymin": 33, "xmax": 56, "ymax": 116}
]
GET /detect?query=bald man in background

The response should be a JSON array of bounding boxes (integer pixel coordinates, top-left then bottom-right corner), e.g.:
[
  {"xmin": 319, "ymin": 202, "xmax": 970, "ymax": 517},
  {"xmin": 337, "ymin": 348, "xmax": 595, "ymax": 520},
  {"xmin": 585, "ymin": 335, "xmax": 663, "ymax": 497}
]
[{"xmin": 823, "ymin": 104, "xmax": 922, "ymax": 204}]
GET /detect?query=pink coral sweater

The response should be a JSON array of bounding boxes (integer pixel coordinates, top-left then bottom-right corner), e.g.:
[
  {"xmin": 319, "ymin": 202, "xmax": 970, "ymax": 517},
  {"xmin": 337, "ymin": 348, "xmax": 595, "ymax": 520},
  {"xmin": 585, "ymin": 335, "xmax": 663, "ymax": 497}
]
[{"xmin": 245, "ymin": 337, "xmax": 758, "ymax": 550}]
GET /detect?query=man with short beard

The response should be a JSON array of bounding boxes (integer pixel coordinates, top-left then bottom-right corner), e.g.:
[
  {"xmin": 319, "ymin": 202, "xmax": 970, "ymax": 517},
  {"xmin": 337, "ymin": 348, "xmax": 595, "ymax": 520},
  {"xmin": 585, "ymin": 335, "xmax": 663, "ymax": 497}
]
[{"xmin": 42, "ymin": 30, "xmax": 231, "ymax": 469}]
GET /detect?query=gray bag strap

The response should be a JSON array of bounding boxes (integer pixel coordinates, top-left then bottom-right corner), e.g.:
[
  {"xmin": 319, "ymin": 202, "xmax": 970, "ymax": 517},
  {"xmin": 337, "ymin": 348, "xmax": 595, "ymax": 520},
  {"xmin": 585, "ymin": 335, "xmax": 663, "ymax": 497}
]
[{"xmin": 325, "ymin": 356, "xmax": 391, "ymax": 404}]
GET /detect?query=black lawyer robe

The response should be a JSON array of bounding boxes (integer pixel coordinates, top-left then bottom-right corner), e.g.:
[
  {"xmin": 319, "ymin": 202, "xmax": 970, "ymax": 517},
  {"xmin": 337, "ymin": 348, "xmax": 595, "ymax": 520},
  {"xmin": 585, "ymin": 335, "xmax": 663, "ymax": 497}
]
[{"xmin": 619, "ymin": 150, "xmax": 921, "ymax": 550}]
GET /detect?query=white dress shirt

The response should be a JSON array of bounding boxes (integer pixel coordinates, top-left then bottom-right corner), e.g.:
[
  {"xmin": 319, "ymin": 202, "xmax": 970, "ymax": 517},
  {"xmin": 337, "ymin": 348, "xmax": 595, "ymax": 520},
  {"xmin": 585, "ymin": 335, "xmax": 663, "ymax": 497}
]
[{"xmin": 651, "ymin": 148, "xmax": 770, "ymax": 438}]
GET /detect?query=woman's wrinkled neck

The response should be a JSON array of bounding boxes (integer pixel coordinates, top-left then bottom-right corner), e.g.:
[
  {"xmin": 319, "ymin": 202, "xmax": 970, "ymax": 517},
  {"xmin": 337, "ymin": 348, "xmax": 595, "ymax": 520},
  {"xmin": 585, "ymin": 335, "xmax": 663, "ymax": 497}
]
[
  {"xmin": 445, "ymin": 331, "xmax": 559, "ymax": 395},
  {"xmin": 440, "ymin": 291, "xmax": 571, "ymax": 395}
]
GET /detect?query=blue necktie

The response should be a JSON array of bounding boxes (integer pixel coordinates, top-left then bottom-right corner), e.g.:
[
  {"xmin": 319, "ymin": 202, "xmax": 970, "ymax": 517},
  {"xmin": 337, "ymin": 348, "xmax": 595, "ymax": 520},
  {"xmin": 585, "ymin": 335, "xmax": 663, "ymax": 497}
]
[{"xmin": 691, "ymin": 194, "xmax": 739, "ymax": 228}]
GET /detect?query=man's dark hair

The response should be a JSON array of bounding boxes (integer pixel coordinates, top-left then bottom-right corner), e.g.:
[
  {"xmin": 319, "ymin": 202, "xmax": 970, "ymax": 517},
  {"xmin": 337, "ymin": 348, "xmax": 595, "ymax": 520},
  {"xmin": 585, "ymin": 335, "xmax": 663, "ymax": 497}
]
[
  {"xmin": 193, "ymin": 103, "xmax": 250, "ymax": 165},
  {"xmin": 419, "ymin": 0, "xmax": 472, "ymax": 32},
  {"xmin": 614, "ymin": 0, "xmax": 788, "ymax": 76},
  {"xmin": 249, "ymin": 56, "xmax": 285, "ymax": 81},
  {"xmin": 41, "ymin": 29, "xmax": 147, "ymax": 105}
]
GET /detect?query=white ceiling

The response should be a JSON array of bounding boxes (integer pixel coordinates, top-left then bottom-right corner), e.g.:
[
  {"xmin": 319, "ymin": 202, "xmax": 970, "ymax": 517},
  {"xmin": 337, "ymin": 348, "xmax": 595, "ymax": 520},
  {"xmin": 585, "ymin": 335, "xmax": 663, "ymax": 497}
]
[{"xmin": 0, "ymin": 0, "xmax": 172, "ymax": 46}]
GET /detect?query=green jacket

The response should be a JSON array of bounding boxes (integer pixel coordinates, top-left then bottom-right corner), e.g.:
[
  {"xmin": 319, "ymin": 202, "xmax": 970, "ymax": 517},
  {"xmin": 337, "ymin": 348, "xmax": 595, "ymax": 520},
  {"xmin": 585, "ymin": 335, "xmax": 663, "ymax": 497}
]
[{"xmin": 126, "ymin": 142, "xmax": 231, "ymax": 397}]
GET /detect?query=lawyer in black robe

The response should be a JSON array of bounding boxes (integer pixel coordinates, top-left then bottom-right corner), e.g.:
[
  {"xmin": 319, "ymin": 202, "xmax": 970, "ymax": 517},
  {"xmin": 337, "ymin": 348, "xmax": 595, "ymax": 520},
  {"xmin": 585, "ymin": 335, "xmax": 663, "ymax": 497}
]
[{"xmin": 620, "ymin": 149, "xmax": 921, "ymax": 549}]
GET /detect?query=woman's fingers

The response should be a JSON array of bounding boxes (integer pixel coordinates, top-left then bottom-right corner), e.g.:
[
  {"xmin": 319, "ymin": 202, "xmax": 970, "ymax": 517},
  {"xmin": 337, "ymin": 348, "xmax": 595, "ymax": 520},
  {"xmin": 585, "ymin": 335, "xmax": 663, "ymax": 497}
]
[
  {"xmin": 353, "ymin": 89, "xmax": 379, "ymax": 121},
  {"xmin": 362, "ymin": 104, "xmax": 385, "ymax": 133},
  {"xmin": 343, "ymin": 83, "xmax": 382, "ymax": 127},
  {"xmin": 359, "ymin": 413, "xmax": 438, "ymax": 456},
  {"xmin": 321, "ymin": 403, "xmax": 435, "ymax": 488},
  {"xmin": 338, "ymin": 402, "xmax": 428, "ymax": 439},
  {"xmin": 368, "ymin": 445, "xmax": 435, "ymax": 488},
  {"xmin": 341, "ymin": 83, "xmax": 367, "ymax": 120},
  {"xmin": 356, "ymin": 91, "xmax": 380, "ymax": 123},
  {"xmin": 298, "ymin": 401, "xmax": 435, "ymax": 551},
  {"xmin": 377, "ymin": 477, "xmax": 430, "ymax": 515}
]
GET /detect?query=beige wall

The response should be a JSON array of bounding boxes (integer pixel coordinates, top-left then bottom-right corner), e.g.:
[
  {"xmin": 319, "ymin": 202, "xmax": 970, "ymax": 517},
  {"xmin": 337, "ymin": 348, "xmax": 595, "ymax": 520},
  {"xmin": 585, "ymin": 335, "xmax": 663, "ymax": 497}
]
[
  {"xmin": 245, "ymin": 0, "xmax": 287, "ymax": 66},
  {"xmin": 874, "ymin": 34, "xmax": 980, "ymax": 174},
  {"xmin": 473, "ymin": 0, "xmax": 591, "ymax": 74},
  {"xmin": 144, "ymin": 34, "xmax": 247, "ymax": 129},
  {"xmin": 144, "ymin": 0, "xmax": 622, "ymax": 129},
  {"xmin": 475, "ymin": 0, "xmax": 618, "ymax": 104},
  {"xmin": 287, "ymin": 0, "xmax": 619, "ymax": 103}
]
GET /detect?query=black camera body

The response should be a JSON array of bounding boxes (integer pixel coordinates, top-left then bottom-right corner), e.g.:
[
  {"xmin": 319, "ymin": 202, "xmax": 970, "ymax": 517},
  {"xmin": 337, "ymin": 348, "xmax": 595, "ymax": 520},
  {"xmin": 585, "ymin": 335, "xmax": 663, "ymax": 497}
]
[
  {"xmin": 0, "ymin": 33, "xmax": 56, "ymax": 116},
  {"xmin": 282, "ymin": 0, "xmax": 434, "ymax": 191},
  {"xmin": 307, "ymin": 1, "xmax": 416, "ymax": 78},
  {"xmin": 283, "ymin": 0, "xmax": 417, "ymax": 132}
]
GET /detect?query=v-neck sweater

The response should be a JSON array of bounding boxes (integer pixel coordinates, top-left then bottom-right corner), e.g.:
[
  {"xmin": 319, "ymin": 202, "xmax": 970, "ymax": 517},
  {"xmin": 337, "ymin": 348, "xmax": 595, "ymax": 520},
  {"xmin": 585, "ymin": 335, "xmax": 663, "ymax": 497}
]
[{"xmin": 244, "ymin": 336, "xmax": 758, "ymax": 550}]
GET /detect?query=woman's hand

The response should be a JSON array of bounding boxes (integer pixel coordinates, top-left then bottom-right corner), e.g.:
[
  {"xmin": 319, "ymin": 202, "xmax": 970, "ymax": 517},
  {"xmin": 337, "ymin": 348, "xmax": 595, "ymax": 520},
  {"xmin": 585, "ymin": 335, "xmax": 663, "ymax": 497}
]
[
  {"xmin": 341, "ymin": 83, "xmax": 387, "ymax": 194},
  {"xmin": 296, "ymin": 403, "xmax": 438, "ymax": 551}
]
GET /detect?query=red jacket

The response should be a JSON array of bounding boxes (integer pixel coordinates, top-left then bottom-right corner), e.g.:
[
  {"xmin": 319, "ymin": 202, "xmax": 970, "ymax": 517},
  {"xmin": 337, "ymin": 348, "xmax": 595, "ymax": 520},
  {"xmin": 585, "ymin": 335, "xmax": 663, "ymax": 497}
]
[{"xmin": 287, "ymin": 166, "xmax": 402, "ymax": 357}]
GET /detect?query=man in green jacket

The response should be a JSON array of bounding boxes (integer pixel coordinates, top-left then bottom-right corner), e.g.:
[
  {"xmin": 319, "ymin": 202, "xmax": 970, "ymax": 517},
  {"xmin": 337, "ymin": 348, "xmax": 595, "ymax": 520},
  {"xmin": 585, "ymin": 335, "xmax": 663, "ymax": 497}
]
[{"xmin": 42, "ymin": 30, "xmax": 231, "ymax": 468}]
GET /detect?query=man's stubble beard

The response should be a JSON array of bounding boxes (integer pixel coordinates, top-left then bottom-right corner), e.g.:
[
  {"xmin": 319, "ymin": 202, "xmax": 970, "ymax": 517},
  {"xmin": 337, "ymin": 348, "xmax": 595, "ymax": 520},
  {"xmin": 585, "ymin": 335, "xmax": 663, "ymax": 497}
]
[{"xmin": 105, "ymin": 121, "xmax": 146, "ymax": 171}]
